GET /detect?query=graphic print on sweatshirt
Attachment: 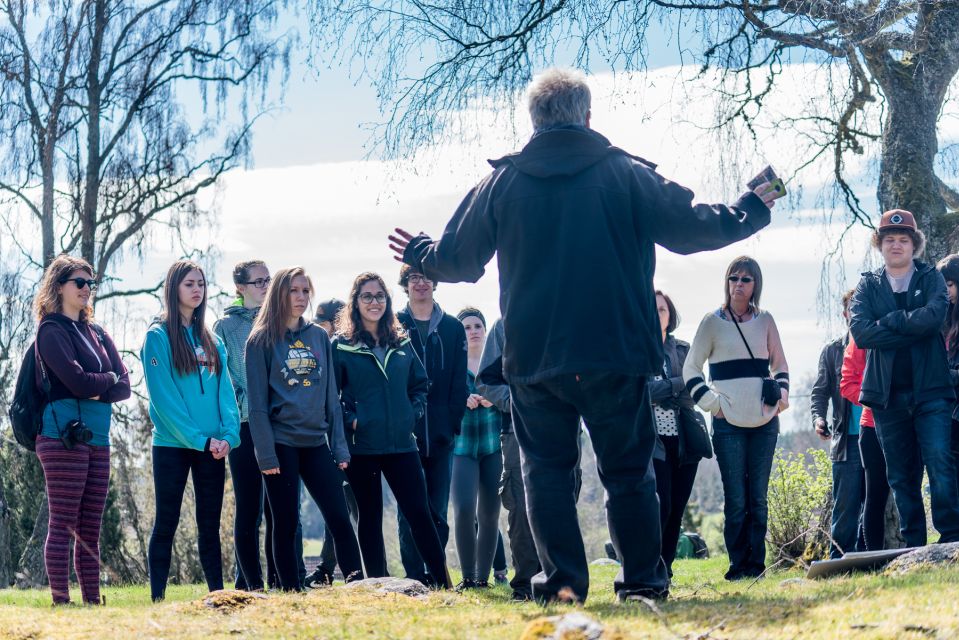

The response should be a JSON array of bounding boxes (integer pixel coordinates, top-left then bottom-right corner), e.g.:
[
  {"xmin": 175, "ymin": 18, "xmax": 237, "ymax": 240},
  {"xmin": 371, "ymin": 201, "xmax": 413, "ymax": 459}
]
[{"xmin": 281, "ymin": 339, "xmax": 319, "ymax": 387}]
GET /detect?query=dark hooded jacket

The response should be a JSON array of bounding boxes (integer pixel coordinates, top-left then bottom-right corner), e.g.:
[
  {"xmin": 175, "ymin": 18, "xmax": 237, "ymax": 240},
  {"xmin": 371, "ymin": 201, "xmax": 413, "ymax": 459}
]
[
  {"xmin": 811, "ymin": 335, "xmax": 853, "ymax": 461},
  {"xmin": 332, "ymin": 335, "xmax": 430, "ymax": 456},
  {"xmin": 849, "ymin": 259, "xmax": 955, "ymax": 409},
  {"xmin": 402, "ymin": 126, "xmax": 771, "ymax": 384},
  {"xmin": 397, "ymin": 302, "xmax": 468, "ymax": 455}
]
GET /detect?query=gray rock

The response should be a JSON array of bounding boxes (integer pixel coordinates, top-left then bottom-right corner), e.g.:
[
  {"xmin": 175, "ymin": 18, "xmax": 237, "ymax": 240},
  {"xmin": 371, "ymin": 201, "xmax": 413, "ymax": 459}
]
[
  {"xmin": 590, "ymin": 558, "xmax": 620, "ymax": 566},
  {"xmin": 520, "ymin": 612, "xmax": 605, "ymax": 640},
  {"xmin": 342, "ymin": 577, "xmax": 431, "ymax": 597},
  {"xmin": 885, "ymin": 542, "xmax": 959, "ymax": 575}
]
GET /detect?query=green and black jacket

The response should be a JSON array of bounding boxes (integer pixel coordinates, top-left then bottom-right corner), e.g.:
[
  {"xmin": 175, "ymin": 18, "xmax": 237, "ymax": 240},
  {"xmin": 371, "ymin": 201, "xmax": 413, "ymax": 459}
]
[{"xmin": 332, "ymin": 336, "xmax": 429, "ymax": 455}]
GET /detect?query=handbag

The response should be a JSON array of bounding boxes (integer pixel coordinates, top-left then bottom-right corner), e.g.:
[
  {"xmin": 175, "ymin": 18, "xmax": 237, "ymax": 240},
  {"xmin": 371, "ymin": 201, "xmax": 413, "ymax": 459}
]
[
  {"xmin": 729, "ymin": 311, "xmax": 781, "ymax": 407},
  {"xmin": 678, "ymin": 403, "xmax": 713, "ymax": 462}
]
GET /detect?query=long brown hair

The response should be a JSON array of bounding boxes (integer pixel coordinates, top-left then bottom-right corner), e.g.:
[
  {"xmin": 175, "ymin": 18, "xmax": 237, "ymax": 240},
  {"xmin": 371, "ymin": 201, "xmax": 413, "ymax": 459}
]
[
  {"xmin": 248, "ymin": 266, "xmax": 313, "ymax": 347},
  {"xmin": 723, "ymin": 256, "xmax": 763, "ymax": 313},
  {"xmin": 339, "ymin": 272, "xmax": 405, "ymax": 348},
  {"xmin": 161, "ymin": 260, "xmax": 221, "ymax": 376},
  {"xmin": 34, "ymin": 254, "xmax": 96, "ymax": 323}
]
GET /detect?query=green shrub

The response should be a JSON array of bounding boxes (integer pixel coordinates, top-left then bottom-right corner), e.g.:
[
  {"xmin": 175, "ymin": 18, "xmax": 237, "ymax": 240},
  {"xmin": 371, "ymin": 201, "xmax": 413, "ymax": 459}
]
[{"xmin": 766, "ymin": 447, "xmax": 832, "ymax": 566}]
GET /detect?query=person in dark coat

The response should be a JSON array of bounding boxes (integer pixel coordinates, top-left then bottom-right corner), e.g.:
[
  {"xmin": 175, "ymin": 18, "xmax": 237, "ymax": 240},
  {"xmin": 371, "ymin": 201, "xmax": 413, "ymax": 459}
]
[
  {"xmin": 849, "ymin": 209, "xmax": 959, "ymax": 547},
  {"xmin": 937, "ymin": 254, "xmax": 959, "ymax": 491},
  {"xmin": 394, "ymin": 264, "xmax": 468, "ymax": 583},
  {"xmin": 388, "ymin": 68, "xmax": 776, "ymax": 603},
  {"xmin": 812, "ymin": 289, "xmax": 864, "ymax": 558},
  {"xmin": 649, "ymin": 290, "xmax": 707, "ymax": 578}
]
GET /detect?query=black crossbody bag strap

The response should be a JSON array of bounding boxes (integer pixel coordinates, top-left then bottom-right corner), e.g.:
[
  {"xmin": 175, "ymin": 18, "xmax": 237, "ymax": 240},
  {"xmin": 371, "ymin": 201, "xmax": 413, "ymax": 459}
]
[{"xmin": 728, "ymin": 310, "xmax": 767, "ymax": 379}]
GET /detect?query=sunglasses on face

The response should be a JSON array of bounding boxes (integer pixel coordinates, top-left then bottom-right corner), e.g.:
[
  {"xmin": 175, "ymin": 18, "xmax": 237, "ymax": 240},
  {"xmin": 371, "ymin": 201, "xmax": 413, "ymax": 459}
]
[
  {"xmin": 243, "ymin": 277, "xmax": 271, "ymax": 289},
  {"xmin": 728, "ymin": 276, "xmax": 754, "ymax": 284},
  {"xmin": 59, "ymin": 277, "xmax": 98, "ymax": 290},
  {"xmin": 359, "ymin": 292, "xmax": 387, "ymax": 305}
]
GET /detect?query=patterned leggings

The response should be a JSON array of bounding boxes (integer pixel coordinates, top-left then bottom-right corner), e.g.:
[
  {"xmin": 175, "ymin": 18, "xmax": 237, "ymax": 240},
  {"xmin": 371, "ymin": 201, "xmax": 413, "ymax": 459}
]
[{"xmin": 35, "ymin": 436, "xmax": 110, "ymax": 605}]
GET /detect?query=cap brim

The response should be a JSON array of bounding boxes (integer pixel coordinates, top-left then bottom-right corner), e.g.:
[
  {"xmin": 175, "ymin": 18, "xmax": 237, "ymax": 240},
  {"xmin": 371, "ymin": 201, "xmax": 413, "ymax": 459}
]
[{"xmin": 878, "ymin": 224, "xmax": 916, "ymax": 232}]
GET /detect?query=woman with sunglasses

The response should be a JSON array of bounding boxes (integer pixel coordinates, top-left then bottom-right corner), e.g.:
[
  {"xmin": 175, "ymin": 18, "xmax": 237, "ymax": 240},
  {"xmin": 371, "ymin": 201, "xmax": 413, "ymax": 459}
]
[
  {"xmin": 33, "ymin": 255, "xmax": 130, "ymax": 606},
  {"xmin": 214, "ymin": 260, "xmax": 278, "ymax": 591},
  {"xmin": 142, "ymin": 260, "xmax": 240, "ymax": 602},
  {"xmin": 684, "ymin": 256, "xmax": 789, "ymax": 581},
  {"xmin": 245, "ymin": 267, "xmax": 363, "ymax": 590},
  {"xmin": 332, "ymin": 272, "xmax": 452, "ymax": 588}
]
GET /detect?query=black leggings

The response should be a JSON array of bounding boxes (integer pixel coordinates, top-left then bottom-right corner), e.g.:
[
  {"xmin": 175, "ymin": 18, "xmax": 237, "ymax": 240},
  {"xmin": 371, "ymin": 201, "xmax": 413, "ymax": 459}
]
[
  {"xmin": 859, "ymin": 427, "xmax": 890, "ymax": 551},
  {"xmin": 149, "ymin": 446, "xmax": 225, "ymax": 602},
  {"xmin": 653, "ymin": 435, "xmax": 699, "ymax": 573},
  {"xmin": 229, "ymin": 422, "xmax": 267, "ymax": 590},
  {"xmin": 263, "ymin": 443, "xmax": 363, "ymax": 590},
  {"xmin": 347, "ymin": 451, "xmax": 449, "ymax": 586}
]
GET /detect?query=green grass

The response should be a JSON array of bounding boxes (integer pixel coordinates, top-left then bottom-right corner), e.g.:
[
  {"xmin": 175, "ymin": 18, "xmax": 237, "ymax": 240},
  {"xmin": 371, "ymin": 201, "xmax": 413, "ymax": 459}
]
[{"xmin": 3, "ymin": 556, "xmax": 959, "ymax": 638}]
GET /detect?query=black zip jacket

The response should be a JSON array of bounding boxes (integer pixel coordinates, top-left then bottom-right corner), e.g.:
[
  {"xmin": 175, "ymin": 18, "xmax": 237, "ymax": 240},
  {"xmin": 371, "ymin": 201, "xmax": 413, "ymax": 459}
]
[
  {"xmin": 397, "ymin": 304, "xmax": 468, "ymax": 454},
  {"xmin": 849, "ymin": 259, "xmax": 955, "ymax": 409},
  {"xmin": 810, "ymin": 335, "xmax": 852, "ymax": 461},
  {"xmin": 402, "ymin": 126, "xmax": 771, "ymax": 384},
  {"xmin": 332, "ymin": 336, "xmax": 429, "ymax": 455},
  {"xmin": 649, "ymin": 335, "xmax": 707, "ymax": 465}
]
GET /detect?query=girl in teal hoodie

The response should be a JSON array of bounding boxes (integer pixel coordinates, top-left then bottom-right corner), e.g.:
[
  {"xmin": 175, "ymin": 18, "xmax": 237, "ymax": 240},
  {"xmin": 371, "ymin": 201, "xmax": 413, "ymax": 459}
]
[{"xmin": 141, "ymin": 260, "xmax": 240, "ymax": 602}]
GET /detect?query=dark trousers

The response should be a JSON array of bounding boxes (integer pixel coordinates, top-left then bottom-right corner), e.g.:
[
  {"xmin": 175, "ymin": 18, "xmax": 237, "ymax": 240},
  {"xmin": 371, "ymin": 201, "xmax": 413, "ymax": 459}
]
[
  {"xmin": 499, "ymin": 430, "xmax": 540, "ymax": 596},
  {"xmin": 398, "ymin": 445, "xmax": 452, "ymax": 581},
  {"xmin": 493, "ymin": 530, "xmax": 507, "ymax": 573},
  {"xmin": 230, "ymin": 424, "xmax": 305, "ymax": 590},
  {"xmin": 511, "ymin": 372, "xmax": 668, "ymax": 602},
  {"xmin": 830, "ymin": 435, "xmax": 865, "ymax": 558},
  {"xmin": 652, "ymin": 434, "xmax": 699, "ymax": 574},
  {"xmin": 263, "ymin": 443, "xmax": 363, "ymax": 590},
  {"xmin": 859, "ymin": 427, "xmax": 890, "ymax": 551},
  {"xmin": 873, "ymin": 395, "xmax": 959, "ymax": 546},
  {"xmin": 148, "ymin": 446, "xmax": 225, "ymax": 601},
  {"xmin": 347, "ymin": 451, "xmax": 449, "ymax": 586},
  {"xmin": 712, "ymin": 417, "xmax": 778, "ymax": 579},
  {"xmin": 318, "ymin": 479, "xmax": 359, "ymax": 575}
]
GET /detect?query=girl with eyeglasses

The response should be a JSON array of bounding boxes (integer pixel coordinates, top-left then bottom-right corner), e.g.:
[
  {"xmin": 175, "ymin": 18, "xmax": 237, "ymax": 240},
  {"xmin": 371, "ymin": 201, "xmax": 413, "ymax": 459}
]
[
  {"xmin": 684, "ymin": 256, "xmax": 789, "ymax": 581},
  {"xmin": 141, "ymin": 260, "xmax": 240, "ymax": 602},
  {"xmin": 332, "ymin": 272, "xmax": 452, "ymax": 588},
  {"xmin": 244, "ymin": 267, "xmax": 363, "ymax": 590},
  {"xmin": 214, "ymin": 259, "xmax": 278, "ymax": 591},
  {"xmin": 32, "ymin": 255, "xmax": 131, "ymax": 606}
]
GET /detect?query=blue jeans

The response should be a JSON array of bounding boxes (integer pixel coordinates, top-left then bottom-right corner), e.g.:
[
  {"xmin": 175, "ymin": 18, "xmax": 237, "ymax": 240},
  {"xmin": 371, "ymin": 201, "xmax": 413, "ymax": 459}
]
[
  {"xmin": 398, "ymin": 445, "xmax": 453, "ymax": 581},
  {"xmin": 830, "ymin": 438, "xmax": 865, "ymax": 558},
  {"xmin": 712, "ymin": 417, "xmax": 779, "ymax": 579},
  {"xmin": 873, "ymin": 395, "xmax": 959, "ymax": 547}
]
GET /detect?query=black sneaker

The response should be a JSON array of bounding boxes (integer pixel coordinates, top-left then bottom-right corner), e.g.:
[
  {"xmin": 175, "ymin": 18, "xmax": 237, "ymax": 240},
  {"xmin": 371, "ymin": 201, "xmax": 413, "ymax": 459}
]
[
  {"xmin": 305, "ymin": 567, "xmax": 335, "ymax": 588},
  {"xmin": 510, "ymin": 590, "xmax": 534, "ymax": 602},
  {"xmin": 455, "ymin": 578, "xmax": 479, "ymax": 592},
  {"xmin": 493, "ymin": 571, "xmax": 509, "ymax": 585},
  {"xmin": 617, "ymin": 588, "xmax": 669, "ymax": 603}
]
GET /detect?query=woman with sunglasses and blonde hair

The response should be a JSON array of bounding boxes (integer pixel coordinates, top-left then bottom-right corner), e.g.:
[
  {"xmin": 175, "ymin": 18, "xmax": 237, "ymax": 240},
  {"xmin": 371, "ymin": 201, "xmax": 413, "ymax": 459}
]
[
  {"xmin": 684, "ymin": 256, "xmax": 788, "ymax": 581},
  {"xmin": 245, "ymin": 266, "xmax": 363, "ymax": 590},
  {"xmin": 33, "ymin": 254, "xmax": 130, "ymax": 606},
  {"xmin": 142, "ymin": 260, "xmax": 240, "ymax": 602}
]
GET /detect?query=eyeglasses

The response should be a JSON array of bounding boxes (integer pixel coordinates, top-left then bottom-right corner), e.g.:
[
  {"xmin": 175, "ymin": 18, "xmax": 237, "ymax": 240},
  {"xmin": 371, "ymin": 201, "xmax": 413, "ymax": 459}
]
[
  {"xmin": 359, "ymin": 292, "xmax": 387, "ymax": 305},
  {"xmin": 407, "ymin": 274, "xmax": 431, "ymax": 285},
  {"xmin": 243, "ymin": 277, "xmax": 271, "ymax": 289},
  {"xmin": 59, "ymin": 277, "xmax": 98, "ymax": 290},
  {"xmin": 728, "ymin": 276, "xmax": 754, "ymax": 284}
]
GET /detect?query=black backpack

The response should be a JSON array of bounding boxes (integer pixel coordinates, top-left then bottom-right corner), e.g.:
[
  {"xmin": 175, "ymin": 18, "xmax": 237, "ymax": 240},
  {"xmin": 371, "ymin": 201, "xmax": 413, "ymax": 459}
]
[
  {"xmin": 8, "ymin": 341, "xmax": 51, "ymax": 452},
  {"xmin": 7, "ymin": 321, "xmax": 105, "ymax": 452}
]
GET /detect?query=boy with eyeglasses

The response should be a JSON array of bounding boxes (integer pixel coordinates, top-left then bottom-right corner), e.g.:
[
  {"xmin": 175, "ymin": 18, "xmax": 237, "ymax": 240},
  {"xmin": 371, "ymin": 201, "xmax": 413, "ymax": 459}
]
[{"xmin": 395, "ymin": 263, "xmax": 469, "ymax": 585}]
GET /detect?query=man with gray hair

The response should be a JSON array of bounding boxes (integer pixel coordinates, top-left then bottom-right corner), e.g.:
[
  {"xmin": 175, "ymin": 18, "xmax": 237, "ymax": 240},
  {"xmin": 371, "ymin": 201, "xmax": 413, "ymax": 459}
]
[{"xmin": 389, "ymin": 67, "xmax": 778, "ymax": 603}]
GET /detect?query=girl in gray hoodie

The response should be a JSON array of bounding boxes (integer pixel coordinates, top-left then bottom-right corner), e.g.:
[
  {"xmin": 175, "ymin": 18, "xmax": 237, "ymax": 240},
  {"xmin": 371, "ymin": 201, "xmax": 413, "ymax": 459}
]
[{"xmin": 245, "ymin": 266, "xmax": 362, "ymax": 590}]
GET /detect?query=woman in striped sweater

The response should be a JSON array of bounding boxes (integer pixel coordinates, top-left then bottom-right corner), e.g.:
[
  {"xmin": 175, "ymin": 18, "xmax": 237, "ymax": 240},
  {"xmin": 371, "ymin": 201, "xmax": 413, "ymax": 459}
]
[{"xmin": 684, "ymin": 256, "xmax": 789, "ymax": 581}]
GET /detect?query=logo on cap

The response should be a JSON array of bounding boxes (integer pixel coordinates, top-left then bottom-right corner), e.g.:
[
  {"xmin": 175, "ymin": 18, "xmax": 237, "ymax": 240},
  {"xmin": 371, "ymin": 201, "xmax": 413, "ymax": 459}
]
[{"xmin": 891, "ymin": 214, "xmax": 903, "ymax": 224}]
